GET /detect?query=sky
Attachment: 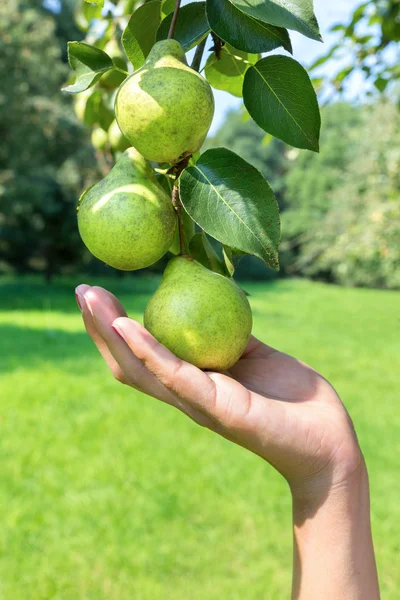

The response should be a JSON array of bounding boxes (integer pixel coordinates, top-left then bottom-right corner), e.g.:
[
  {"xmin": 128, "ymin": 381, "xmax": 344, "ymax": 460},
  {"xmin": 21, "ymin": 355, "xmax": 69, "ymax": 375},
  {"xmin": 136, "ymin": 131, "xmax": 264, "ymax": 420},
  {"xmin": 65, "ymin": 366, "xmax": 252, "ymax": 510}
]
[{"xmin": 209, "ymin": 0, "xmax": 363, "ymax": 133}]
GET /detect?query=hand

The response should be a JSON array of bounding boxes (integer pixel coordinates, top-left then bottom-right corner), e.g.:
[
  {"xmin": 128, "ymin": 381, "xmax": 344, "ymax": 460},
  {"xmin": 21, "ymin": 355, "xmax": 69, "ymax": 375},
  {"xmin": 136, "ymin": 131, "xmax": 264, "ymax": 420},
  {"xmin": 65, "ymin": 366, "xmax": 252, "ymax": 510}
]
[
  {"xmin": 75, "ymin": 284, "xmax": 362, "ymax": 503},
  {"xmin": 75, "ymin": 283, "xmax": 379, "ymax": 599}
]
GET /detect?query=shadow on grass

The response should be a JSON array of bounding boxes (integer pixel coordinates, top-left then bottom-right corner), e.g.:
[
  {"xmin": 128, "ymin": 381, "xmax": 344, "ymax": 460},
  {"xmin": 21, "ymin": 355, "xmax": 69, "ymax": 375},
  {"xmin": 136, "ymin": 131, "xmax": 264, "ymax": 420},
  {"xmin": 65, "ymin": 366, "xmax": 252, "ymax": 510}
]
[
  {"xmin": 0, "ymin": 275, "xmax": 160, "ymax": 313},
  {"xmin": 0, "ymin": 324, "xmax": 99, "ymax": 374}
]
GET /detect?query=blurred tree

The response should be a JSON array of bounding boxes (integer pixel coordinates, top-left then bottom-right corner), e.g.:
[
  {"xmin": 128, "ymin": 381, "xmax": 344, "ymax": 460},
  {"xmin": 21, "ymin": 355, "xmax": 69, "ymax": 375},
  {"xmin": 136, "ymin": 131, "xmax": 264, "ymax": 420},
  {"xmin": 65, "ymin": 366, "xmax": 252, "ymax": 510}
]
[
  {"xmin": 0, "ymin": 0, "xmax": 97, "ymax": 280},
  {"xmin": 312, "ymin": 0, "xmax": 400, "ymax": 99},
  {"xmin": 292, "ymin": 101, "xmax": 400, "ymax": 288},
  {"xmin": 281, "ymin": 102, "xmax": 363, "ymax": 270}
]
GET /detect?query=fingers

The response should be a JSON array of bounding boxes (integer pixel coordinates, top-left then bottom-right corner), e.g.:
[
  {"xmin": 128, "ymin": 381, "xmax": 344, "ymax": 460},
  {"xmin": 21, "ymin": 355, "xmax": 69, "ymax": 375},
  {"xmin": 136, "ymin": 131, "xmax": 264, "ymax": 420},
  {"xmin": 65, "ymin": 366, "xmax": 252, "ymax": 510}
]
[
  {"xmin": 112, "ymin": 317, "xmax": 217, "ymax": 417},
  {"xmin": 75, "ymin": 284, "xmax": 128, "ymax": 384},
  {"xmin": 80, "ymin": 286, "xmax": 177, "ymax": 404}
]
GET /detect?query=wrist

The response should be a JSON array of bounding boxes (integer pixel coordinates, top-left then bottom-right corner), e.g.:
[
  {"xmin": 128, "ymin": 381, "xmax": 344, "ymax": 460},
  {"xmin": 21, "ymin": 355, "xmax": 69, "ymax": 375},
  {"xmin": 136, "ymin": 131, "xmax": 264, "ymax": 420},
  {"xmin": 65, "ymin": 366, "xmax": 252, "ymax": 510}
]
[
  {"xmin": 290, "ymin": 440, "xmax": 365, "ymax": 515},
  {"xmin": 291, "ymin": 457, "xmax": 379, "ymax": 599}
]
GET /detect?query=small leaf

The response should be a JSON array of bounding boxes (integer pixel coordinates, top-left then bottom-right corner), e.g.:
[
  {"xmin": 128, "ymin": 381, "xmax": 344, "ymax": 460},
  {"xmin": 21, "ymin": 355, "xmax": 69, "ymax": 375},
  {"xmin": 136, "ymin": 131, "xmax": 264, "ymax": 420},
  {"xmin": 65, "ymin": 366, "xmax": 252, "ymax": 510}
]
[
  {"xmin": 157, "ymin": 2, "xmax": 210, "ymax": 51},
  {"xmin": 180, "ymin": 148, "xmax": 281, "ymax": 269},
  {"xmin": 74, "ymin": 1, "xmax": 103, "ymax": 32},
  {"xmin": 206, "ymin": 0, "xmax": 292, "ymax": 54},
  {"xmin": 222, "ymin": 246, "xmax": 235, "ymax": 276},
  {"xmin": 205, "ymin": 44, "xmax": 259, "ymax": 98},
  {"xmin": 84, "ymin": 0, "xmax": 104, "ymax": 7},
  {"xmin": 122, "ymin": 1, "xmax": 162, "ymax": 70},
  {"xmin": 243, "ymin": 55, "xmax": 321, "ymax": 152},
  {"xmin": 189, "ymin": 233, "xmax": 227, "ymax": 275},
  {"xmin": 63, "ymin": 42, "xmax": 113, "ymax": 94},
  {"xmin": 230, "ymin": 0, "xmax": 321, "ymax": 42},
  {"xmin": 374, "ymin": 77, "xmax": 389, "ymax": 92}
]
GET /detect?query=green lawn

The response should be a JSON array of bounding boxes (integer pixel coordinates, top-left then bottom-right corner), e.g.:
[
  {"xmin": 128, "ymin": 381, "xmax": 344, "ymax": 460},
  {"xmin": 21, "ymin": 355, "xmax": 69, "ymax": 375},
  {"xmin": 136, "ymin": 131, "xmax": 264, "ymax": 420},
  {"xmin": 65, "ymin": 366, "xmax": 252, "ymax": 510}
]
[{"xmin": 0, "ymin": 275, "xmax": 399, "ymax": 599}]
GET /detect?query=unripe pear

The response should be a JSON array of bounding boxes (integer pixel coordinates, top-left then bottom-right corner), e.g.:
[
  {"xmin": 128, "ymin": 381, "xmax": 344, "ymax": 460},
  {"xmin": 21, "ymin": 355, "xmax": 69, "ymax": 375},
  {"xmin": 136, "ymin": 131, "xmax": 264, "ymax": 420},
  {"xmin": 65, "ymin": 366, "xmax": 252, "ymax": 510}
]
[
  {"xmin": 78, "ymin": 148, "xmax": 177, "ymax": 270},
  {"xmin": 108, "ymin": 119, "xmax": 130, "ymax": 153},
  {"xmin": 115, "ymin": 40, "xmax": 215, "ymax": 164},
  {"xmin": 144, "ymin": 257, "xmax": 253, "ymax": 370},
  {"xmin": 91, "ymin": 127, "xmax": 109, "ymax": 150}
]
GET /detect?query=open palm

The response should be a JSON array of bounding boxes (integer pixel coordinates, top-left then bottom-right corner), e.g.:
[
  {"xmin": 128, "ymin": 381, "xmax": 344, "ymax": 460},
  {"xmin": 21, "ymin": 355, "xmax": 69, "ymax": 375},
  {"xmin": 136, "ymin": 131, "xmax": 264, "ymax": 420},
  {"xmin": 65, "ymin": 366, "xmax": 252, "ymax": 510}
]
[{"xmin": 76, "ymin": 284, "xmax": 361, "ymax": 501}]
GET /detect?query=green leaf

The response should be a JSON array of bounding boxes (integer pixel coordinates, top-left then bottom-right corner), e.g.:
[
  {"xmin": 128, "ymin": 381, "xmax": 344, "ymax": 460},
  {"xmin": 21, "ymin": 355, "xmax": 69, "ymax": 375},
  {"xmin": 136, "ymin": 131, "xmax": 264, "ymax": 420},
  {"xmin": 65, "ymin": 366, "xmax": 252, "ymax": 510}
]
[
  {"xmin": 84, "ymin": 0, "xmax": 104, "ymax": 7},
  {"xmin": 162, "ymin": 0, "xmax": 176, "ymax": 17},
  {"xmin": 189, "ymin": 232, "xmax": 227, "ymax": 275},
  {"xmin": 222, "ymin": 246, "xmax": 235, "ymax": 276},
  {"xmin": 205, "ymin": 45, "xmax": 258, "ymax": 97},
  {"xmin": 74, "ymin": 1, "xmax": 103, "ymax": 32},
  {"xmin": 122, "ymin": 1, "xmax": 162, "ymax": 69},
  {"xmin": 63, "ymin": 42, "xmax": 113, "ymax": 94},
  {"xmin": 243, "ymin": 55, "xmax": 321, "ymax": 152},
  {"xmin": 206, "ymin": 0, "xmax": 292, "ymax": 54},
  {"xmin": 374, "ymin": 77, "xmax": 389, "ymax": 93},
  {"xmin": 180, "ymin": 148, "xmax": 281, "ymax": 269},
  {"xmin": 230, "ymin": 0, "xmax": 321, "ymax": 41},
  {"xmin": 157, "ymin": 2, "xmax": 210, "ymax": 51}
]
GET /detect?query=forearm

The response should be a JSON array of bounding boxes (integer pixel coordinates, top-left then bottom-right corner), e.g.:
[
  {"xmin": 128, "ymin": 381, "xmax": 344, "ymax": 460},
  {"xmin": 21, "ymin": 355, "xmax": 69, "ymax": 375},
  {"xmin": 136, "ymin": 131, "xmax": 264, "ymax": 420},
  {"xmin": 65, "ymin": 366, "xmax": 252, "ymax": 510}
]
[{"xmin": 291, "ymin": 462, "xmax": 380, "ymax": 600}]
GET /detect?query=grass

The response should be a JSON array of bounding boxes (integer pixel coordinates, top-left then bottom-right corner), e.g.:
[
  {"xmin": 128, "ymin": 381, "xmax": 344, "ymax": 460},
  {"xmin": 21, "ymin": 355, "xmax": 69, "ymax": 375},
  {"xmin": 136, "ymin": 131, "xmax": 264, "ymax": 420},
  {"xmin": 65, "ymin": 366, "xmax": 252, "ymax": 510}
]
[{"xmin": 0, "ymin": 275, "xmax": 399, "ymax": 599}]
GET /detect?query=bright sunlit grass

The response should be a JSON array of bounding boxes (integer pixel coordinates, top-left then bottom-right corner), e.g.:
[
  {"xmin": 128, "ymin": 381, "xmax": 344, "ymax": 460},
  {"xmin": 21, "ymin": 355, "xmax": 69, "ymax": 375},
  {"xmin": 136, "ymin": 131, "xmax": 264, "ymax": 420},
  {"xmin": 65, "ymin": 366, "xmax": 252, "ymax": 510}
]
[{"xmin": 0, "ymin": 275, "xmax": 399, "ymax": 599}]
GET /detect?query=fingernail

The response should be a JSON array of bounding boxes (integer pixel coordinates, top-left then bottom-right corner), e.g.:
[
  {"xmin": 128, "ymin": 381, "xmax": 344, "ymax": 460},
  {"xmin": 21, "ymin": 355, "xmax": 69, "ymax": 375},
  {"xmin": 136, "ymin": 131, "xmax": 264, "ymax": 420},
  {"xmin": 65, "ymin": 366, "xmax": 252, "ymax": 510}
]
[
  {"xmin": 83, "ymin": 296, "xmax": 94, "ymax": 317},
  {"xmin": 75, "ymin": 293, "xmax": 83, "ymax": 312},
  {"xmin": 112, "ymin": 324, "xmax": 127, "ymax": 343}
]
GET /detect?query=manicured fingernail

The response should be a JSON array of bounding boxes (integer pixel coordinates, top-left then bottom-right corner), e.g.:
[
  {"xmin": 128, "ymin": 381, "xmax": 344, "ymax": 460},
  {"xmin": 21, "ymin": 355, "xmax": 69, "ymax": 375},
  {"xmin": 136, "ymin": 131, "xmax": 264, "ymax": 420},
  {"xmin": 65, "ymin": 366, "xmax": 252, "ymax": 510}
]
[
  {"xmin": 82, "ymin": 295, "xmax": 94, "ymax": 317},
  {"xmin": 112, "ymin": 324, "xmax": 127, "ymax": 343},
  {"xmin": 75, "ymin": 293, "xmax": 83, "ymax": 312}
]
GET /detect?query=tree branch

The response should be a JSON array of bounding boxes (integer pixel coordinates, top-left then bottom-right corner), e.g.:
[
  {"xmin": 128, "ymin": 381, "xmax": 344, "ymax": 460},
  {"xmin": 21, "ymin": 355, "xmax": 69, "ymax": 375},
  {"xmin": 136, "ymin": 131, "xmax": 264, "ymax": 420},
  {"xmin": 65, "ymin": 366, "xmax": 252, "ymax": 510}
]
[{"xmin": 168, "ymin": 0, "xmax": 182, "ymax": 40}]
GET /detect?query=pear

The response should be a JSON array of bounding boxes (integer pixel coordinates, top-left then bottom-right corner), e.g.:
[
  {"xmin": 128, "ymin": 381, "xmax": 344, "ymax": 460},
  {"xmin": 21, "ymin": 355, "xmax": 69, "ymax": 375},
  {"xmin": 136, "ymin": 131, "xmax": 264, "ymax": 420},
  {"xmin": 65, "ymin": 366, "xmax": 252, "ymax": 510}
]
[
  {"xmin": 78, "ymin": 148, "xmax": 177, "ymax": 271},
  {"xmin": 91, "ymin": 127, "xmax": 109, "ymax": 150},
  {"xmin": 144, "ymin": 257, "xmax": 253, "ymax": 370},
  {"xmin": 108, "ymin": 119, "xmax": 130, "ymax": 153},
  {"xmin": 115, "ymin": 40, "xmax": 215, "ymax": 164}
]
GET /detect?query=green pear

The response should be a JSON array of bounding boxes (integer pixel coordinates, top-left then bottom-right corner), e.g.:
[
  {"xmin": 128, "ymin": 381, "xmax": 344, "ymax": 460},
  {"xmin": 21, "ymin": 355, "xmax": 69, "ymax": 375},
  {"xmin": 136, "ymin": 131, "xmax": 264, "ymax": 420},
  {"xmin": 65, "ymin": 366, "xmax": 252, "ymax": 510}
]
[
  {"xmin": 100, "ymin": 40, "xmax": 127, "ymax": 90},
  {"xmin": 144, "ymin": 257, "xmax": 253, "ymax": 370},
  {"xmin": 78, "ymin": 148, "xmax": 177, "ymax": 271},
  {"xmin": 114, "ymin": 40, "xmax": 215, "ymax": 164},
  {"xmin": 91, "ymin": 127, "xmax": 109, "ymax": 150},
  {"xmin": 108, "ymin": 119, "xmax": 130, "ymax": 153}
]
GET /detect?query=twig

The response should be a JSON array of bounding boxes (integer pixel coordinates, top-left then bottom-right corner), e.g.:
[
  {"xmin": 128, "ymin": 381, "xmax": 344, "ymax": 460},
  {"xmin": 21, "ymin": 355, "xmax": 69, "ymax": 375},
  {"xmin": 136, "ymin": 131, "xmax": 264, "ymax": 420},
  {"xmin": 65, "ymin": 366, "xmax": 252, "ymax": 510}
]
[
  {"xmin": 172, "ymin": 184, "xmax": 187, "ymax": 255},
  {"xmin": 191, "ymin": 38, "xmax": 207, "ymax": 72},
  {"xmin": 168, "ymin": 0, "xmax": 182, "ymax": 40}
]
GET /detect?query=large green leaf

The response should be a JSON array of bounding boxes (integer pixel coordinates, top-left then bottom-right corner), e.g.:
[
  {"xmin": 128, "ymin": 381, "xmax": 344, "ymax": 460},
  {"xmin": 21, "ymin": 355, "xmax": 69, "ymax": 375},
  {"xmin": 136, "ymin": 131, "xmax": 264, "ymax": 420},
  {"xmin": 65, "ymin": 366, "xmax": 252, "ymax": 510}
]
[
  {"xmin": 205, "ymin": 45, "xmax": 259, "ymax": 98},
  {"xmin": 243, "ymin": 55, "xmax": 321, "ymax": 152},
  {"xmin": 63, "ymin": 42, "xmax": 113, "ymax": 94},
  {"xmin": 206, "ymin": 0, "xmax": 292, "ymax": 54},
  {"xmin": 122, "ymin": 1, "xmax": 162, "ymax": 69},
  {"xmin": 157, "ymin": 2, "xmax": 210, "ymax": 51},
  {"xmin": 230, "ymin": 0, "xmax": 321, "ymax": 41},
  {"xmin": 180, "ymin": 148, "xmax": 280, "ymax": 269}
]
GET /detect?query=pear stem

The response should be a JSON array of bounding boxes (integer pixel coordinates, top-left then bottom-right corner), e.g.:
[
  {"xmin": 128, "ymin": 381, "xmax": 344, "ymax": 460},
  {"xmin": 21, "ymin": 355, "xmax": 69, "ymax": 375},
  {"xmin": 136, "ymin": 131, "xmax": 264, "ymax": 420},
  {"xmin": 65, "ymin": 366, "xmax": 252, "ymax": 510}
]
[
  {"xmin": 172, "ymin": 184, "xmax": 187, "ymax": 256},
  {"xmin": 191, "ymin": 38, "xmax": 207, "ymax": 72},
  {"xmin": 168, "ymin": 0, "xmax": 182, "ymax": 40}
]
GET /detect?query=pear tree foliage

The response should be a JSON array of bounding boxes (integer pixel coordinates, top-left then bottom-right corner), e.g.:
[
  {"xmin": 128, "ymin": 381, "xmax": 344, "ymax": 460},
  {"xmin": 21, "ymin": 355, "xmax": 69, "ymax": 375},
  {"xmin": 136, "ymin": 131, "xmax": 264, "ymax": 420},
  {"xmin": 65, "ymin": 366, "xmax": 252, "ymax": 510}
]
[{"xmin": 65, "ymin": 0, "xmax": 322, "ymax": 275}]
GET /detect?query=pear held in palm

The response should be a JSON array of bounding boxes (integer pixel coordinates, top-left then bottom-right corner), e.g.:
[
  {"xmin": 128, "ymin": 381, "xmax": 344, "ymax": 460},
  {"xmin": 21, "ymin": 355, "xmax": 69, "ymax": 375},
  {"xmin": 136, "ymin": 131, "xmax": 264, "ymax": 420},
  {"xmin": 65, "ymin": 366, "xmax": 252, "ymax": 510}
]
[
  {"xmin": 115, "ymin": 40, "xmax": 215, "ymax": 164},
  {"xmin": 144, "ymin": 257, "xmax": 253, "ymax": 371},
  {"xmin": 78, "ymin": 148, "xmax": 177, "ymax": 271}
]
